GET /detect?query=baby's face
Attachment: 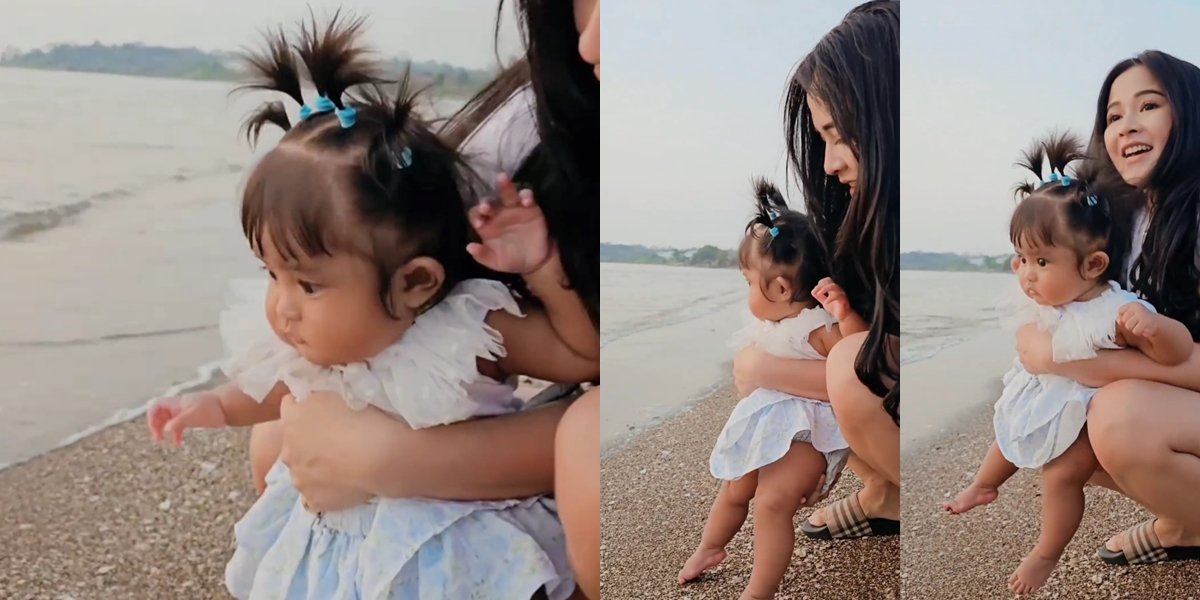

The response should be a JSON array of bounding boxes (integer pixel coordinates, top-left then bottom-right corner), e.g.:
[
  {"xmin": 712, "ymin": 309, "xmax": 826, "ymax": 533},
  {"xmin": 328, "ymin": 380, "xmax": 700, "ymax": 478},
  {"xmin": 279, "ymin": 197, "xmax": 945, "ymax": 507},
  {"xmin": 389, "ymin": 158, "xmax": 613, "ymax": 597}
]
[
  {"xmin": 1011, "ymin": 243, "xmax": 1095, "ymax": 306},
  {"xmin": 257, "ymin": 230, "xmax": 409, "ymax": 367}
]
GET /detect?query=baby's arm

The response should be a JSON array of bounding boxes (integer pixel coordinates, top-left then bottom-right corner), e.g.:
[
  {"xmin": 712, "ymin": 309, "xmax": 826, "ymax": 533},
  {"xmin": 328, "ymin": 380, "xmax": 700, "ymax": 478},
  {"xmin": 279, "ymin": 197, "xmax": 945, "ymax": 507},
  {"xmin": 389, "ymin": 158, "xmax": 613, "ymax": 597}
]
[
  {"xmin": 808, "ymin": 323, "xmax": 845, "ymax": 358},
  {"xmin": 147, "ymin": 381, "xmax": 288, "ymax": 446},
  {"xmin": 524, "ymin": 251, "xmax": 600, "ymax": 362},
  {"xmin": 812, "ymin": 278, "xmax": 868, "ymax": 335},
  {"xmin": 487, "ymin": 307, "xmax": 600, "ymax": 384},
  {"xmin": 466, "ymin": 176, "xmax": 599, "ymax": 363},
  {"xmin": 1115, "ymin": 303, "xmax": 1193, "ymax": 366}
]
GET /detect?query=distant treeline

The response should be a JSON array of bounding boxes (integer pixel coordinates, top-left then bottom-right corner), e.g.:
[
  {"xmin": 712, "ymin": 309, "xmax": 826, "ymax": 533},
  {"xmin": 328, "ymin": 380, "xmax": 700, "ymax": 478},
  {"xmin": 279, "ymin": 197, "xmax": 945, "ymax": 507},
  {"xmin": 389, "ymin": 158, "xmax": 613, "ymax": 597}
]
[
  {"xmin": 901, "ymin": 251, "xmax": 1012, "ymax": 272},
  {"xmin": 1, "ymin": 43, "xmax": 497, "ymax": 97},
  {"xmin": 601, "ymin": 243, "xmax": 738, "ymax": 269}
]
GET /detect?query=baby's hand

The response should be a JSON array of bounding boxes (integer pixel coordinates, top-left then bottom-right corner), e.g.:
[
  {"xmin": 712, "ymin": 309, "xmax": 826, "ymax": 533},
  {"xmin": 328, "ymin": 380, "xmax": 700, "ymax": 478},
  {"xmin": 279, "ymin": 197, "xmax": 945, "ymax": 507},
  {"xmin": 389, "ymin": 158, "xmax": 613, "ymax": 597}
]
[
  {"xmin": 466, "ymin": 173, "xmax": 554, "ymax": 275},
  {"xmin": 812, "ymin": 277, "xmax": 854, "ymax": 322},
  {"xmin": 1118, "ymin": 303, "xmax": 1159, "ymax": 339},
  {"xmin": 146, "ymin": 391, "xmax": 227, "ymax": 447}
]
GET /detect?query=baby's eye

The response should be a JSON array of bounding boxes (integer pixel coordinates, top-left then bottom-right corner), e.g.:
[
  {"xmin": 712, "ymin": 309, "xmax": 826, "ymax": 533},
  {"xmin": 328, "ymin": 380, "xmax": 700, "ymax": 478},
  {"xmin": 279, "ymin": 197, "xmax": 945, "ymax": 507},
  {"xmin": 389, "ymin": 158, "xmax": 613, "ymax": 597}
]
[
  {"xmin": 299, "ymin": 280, "xmax": 322, "ymax": 294},
  {"xmin": 1037, "ymin": 258, "xmax": 1047, "ymax": 267}
]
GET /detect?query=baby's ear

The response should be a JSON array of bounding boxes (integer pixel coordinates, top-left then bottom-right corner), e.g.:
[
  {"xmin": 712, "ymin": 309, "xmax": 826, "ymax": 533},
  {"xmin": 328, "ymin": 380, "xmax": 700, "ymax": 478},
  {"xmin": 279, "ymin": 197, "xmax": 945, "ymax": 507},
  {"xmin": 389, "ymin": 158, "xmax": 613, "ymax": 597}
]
[
  {"xmin": 772, "ymin": 275, "xmax": 793, "ymax": 301},
  {"xmin": 1083, "ymin": 250, "xmax": 1110, "ymax": 280},
  {"xmin": 1011, "ymin": 255, "xmax": 1021, "ymax": 274},
  {"xmin": 390, "ymin": 257, "xmax": 446, "ymax": 314}
]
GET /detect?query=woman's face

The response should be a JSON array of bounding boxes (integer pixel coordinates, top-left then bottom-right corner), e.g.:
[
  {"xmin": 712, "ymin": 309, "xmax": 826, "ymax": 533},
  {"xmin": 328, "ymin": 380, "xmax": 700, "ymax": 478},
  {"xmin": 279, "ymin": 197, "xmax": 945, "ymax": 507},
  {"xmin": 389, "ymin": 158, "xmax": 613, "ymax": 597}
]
[
  {"xmin": 574, "ymin": 0, "xmax": 599, "ymax": 80},
  {"xmin": 806, "ymin": 94, "xmax": 859, "ymax": 195},
  {"xmin": 1104, "ymin": 64, "xmax": 1174, "ymax": 188}
]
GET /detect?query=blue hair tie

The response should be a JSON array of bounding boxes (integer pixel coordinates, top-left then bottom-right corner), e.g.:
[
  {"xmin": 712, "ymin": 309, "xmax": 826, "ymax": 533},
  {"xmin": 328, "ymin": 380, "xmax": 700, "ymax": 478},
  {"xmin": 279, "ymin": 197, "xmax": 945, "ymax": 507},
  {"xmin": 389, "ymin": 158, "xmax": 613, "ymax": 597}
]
[
  {"xmin": 336, "ymin": 106, "xmax": 357, "ymax": 129},
  {"xmin": 1061, "ymin": 174, "xmax": 1071, "ymax": 188},
  {"xmin": 1086, "ymin": 194, "xmax": 1098, "ymax": 207},
  {"xmin": 299, "ymin": 95, "xmax": 337, "ymax": 121},
  {"xmin": 397, "ymin": 146, "xmax": 413, "ymax": 168},
  {"xmin": 768, "ymin": 226, "xmax": 780, "ymax": 238},
  {"xmin": 1047, "ymin": 171, "xmax": 1060, "ymax": 183}
]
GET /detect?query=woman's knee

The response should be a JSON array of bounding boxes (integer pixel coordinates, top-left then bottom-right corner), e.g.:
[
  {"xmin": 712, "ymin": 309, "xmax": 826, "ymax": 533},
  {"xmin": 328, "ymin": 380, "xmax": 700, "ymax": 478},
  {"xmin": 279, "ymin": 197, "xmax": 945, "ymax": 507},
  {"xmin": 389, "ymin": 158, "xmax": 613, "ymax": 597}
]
[
  {"xmin": 554, "ymin": 388, "xmax": 599, "ymax": 598},
  {"xmin": 1087, "ymin": 380, "xmax": 1151, "ymax": 474},
  {"xmin": 826, "ymin": 332, "xmax": 876, "ymax": 428}
]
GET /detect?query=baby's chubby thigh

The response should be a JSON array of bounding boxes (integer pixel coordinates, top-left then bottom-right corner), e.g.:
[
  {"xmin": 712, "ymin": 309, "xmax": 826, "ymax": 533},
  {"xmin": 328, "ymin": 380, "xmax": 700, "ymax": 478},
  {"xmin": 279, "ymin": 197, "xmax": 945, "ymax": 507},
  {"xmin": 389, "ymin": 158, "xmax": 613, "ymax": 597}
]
[{"xmin": 1041, "ymin": 429, "xmax": 1099, "ymax": 491}]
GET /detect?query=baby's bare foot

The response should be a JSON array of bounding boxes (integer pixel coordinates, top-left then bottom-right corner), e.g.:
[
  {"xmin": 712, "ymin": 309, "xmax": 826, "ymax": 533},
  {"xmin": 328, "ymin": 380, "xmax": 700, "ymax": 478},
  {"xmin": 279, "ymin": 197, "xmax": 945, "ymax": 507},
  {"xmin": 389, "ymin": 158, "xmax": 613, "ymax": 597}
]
[
  {"xmin": 1008, "ymin": 553, "xmax": 1057, "ymax": 595},
  {"xmin": 941, "ymin": 483, "xmax": 999, "ymax": 515},
  {"xmin": 677, "ymin": 547, "xmax": 727, "ymax": 585}
]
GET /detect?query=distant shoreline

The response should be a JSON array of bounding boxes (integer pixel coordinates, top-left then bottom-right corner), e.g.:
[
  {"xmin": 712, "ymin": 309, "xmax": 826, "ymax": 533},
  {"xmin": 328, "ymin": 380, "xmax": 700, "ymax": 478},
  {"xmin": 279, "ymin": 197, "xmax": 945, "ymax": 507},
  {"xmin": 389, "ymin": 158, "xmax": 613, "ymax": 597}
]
[{"xmin": 0, "ymin": 43, "xmax": 495, "ymax": 99}]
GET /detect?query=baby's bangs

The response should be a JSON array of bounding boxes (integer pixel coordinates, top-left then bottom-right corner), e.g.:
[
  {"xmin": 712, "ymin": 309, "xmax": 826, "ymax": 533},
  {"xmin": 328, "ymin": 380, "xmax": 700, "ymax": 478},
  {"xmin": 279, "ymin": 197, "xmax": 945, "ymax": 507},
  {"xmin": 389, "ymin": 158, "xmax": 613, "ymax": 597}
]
[
  {"xmin": 1009, "ymin": 198, "xmax": 1062, "ymax": 252},
  {"xmin": 241, "ymin": 147, "xmax": 354, "ymax": 262},
  {"xmin": 738, "ymin": 225, "xmax": 769, "ymax": 270}
]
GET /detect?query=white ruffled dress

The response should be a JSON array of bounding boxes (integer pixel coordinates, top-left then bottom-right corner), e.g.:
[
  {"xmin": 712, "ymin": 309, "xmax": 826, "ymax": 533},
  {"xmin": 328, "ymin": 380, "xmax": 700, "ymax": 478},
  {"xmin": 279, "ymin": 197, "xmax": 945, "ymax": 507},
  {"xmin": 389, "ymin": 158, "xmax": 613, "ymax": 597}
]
[
  {"xmin": 993, "ymin": 281, "xmax": 1154, "ymax": 469},
  {"xmin": 709, "ymin": 308, "xmax": 850, "ymax": 494},
  {"xmin": 219, "ymin": 278, "xmax": 573, "ymax": 600}
]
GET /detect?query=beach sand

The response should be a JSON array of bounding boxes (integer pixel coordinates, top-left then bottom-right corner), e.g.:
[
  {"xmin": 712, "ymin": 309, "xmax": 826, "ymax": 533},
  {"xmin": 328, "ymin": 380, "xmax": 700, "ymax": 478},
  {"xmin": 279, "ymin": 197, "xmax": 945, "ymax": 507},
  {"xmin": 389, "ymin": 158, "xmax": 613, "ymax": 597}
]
[
  {"xmin": 0, "ymin": 379, "xmax": 556, "ymax": 599},
  {"xmin": 901, "ymin": 342, "xmax": 1200, "ymax": 599},
  {"xmin": 601, "ymin": 385, "xmax": 900, "ymax": 599},
  {"xmin": 0, "ymin": 420, "xmax": 253, "ymax": 599}
]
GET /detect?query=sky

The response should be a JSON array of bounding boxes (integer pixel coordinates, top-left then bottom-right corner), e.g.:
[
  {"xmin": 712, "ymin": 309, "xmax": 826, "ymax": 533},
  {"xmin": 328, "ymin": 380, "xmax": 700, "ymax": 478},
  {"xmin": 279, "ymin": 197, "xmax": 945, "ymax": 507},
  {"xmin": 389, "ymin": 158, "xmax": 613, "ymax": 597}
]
[
  {"xmin": 1, "ymin": 0, "xmax": 521, "ymax": 69},
  {"xmin": 602, "ymin": 1, "xmax": 862, "ymax": 249},
  {"xmin": 902, "ymin": 0, "xmax": 1200, "ymax": 254}
]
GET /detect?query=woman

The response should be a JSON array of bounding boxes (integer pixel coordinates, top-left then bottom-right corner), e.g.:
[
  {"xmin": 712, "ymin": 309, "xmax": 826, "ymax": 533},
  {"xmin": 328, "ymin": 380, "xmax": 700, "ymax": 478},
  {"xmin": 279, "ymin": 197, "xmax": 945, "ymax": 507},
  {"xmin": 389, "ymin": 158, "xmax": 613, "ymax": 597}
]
[
  {"xmin": 249, "ymin": 1, "xmax": 602, "ymax": 598},
  {"xmin": 1016, "ymin": 50, "xmax": 1200, "ymax": 565},
  {"xmin": 734, "ymin": 0, "xmax": 900, "ymax": 539}
]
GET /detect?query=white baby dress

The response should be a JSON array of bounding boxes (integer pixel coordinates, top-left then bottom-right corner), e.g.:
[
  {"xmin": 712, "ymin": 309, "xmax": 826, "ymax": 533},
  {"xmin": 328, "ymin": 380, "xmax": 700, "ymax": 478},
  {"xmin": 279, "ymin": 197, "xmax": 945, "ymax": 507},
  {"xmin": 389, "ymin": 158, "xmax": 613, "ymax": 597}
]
[
  {"xmin": 709, "ymin": 307, "xmax": 850, "ymax": 494},
  {"xmin": 219, "ymin": 278, "xmax": 574, "ymax": 600},
  {"xmin": 993, "ymin": 281, "xmax": 1154, "ymax": 468}
]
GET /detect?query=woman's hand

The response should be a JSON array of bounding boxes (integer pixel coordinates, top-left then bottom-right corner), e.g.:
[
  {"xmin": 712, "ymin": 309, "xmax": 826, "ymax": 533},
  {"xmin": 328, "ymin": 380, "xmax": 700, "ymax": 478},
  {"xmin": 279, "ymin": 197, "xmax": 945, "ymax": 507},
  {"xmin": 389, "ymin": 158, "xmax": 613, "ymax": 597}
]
[
  {"xmin": 277, "ymin": 394, "xmax": 384, "ymax": 512},
  {"xmin": 466, "ymin": 173, "xmax": 553, "ymax": 274},
  {"xmin": 1015, "ymin": 324, "xmax": 1054, "ymax": 375}
]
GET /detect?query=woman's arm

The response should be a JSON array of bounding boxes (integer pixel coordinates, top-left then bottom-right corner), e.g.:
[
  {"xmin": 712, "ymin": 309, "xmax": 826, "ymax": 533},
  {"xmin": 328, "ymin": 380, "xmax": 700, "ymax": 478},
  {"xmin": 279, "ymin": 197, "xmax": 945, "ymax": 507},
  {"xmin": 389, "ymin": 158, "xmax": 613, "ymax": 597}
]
[
  {"xmin": 1017, "ymin": 324, "xmax": 1200, "ymax": 391},
  {"xmin": 279, "ymin": 392, "xmax": 566, "ymax": 508},
  {"xmin": 733, "ymin": 345, "xmax": 829, "ymax": 400}
]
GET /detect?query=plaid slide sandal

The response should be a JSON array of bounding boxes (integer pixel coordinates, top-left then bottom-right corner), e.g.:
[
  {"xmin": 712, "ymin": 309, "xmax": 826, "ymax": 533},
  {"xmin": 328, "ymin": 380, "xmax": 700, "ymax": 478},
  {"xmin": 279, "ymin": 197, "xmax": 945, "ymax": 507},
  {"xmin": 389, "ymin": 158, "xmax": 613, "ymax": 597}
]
[
  {"xmin": 1098, "ymin": 519, "xmax": 1200, "ymax": 565},
  {"xmin": 801, "ymin": 491, "xmax": 900, "ymax": 540}
]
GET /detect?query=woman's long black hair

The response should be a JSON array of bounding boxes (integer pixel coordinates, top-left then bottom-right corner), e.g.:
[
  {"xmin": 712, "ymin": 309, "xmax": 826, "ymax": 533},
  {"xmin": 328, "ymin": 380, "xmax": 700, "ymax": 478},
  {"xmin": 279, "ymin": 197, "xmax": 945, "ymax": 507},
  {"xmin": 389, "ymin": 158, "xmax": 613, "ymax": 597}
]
[
  {"xmin": 443, "ymin": 1, "xmax": 600, "ymax": 327},
  {"xmin": 1091, "ymin": 50, "xmax": 1200, "ymax": 340},
  {"xmin": 785, "ymin": 0, "xmax": 899, "ymax": 423}
]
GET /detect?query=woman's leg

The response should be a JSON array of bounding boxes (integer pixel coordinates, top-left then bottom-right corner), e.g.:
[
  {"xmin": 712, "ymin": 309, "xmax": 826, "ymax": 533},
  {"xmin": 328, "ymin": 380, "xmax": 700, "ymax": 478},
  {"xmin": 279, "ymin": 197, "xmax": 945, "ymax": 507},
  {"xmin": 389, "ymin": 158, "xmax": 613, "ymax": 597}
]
[
  {"xmin": 809, "ymin": 332, "xmax": 899, "ymax": 526},
  {"xmin": 555, "ymin": 388, "xmax": 600, "ymax": 600},
  {"xmin": 1089, "ymin": 380, "xmax": 1200, "ymax": 553},
  {"xmin": 745, "ymin": 443, "xmax": 827, "ymax": 600},
  {"xmin": 248, "ymin": 421, "xmax": 283, "ymax": 495},
  {"xmin": 1008, "ymin": 430, "xmax": 1097, "ymax": 595},
  {"xmin": 678, "ymin": 471, "xmax": 759, "ymax": 584}
]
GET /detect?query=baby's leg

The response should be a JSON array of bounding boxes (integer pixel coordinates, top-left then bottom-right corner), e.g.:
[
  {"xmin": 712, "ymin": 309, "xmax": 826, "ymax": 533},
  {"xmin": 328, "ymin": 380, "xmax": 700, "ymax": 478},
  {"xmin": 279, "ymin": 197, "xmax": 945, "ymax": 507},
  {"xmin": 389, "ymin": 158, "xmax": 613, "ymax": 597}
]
[
  {"xmin": 248, "ymin": 421, "xmax": 283, "ymax": 496},
  {"xmin": 1009, "ymin": 429, "xmax": 1098, "ymax": 595},
  {"xmin": 744, "ymin": 443, "xmax": 827, "ymax": 600},
  {"xmin": 677, "ymin": 471, "xmax": 758, "ymax": 584},
  {"xmin": 943, "ymin": 441, "xmax": 1017, "ymax": 514}
]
